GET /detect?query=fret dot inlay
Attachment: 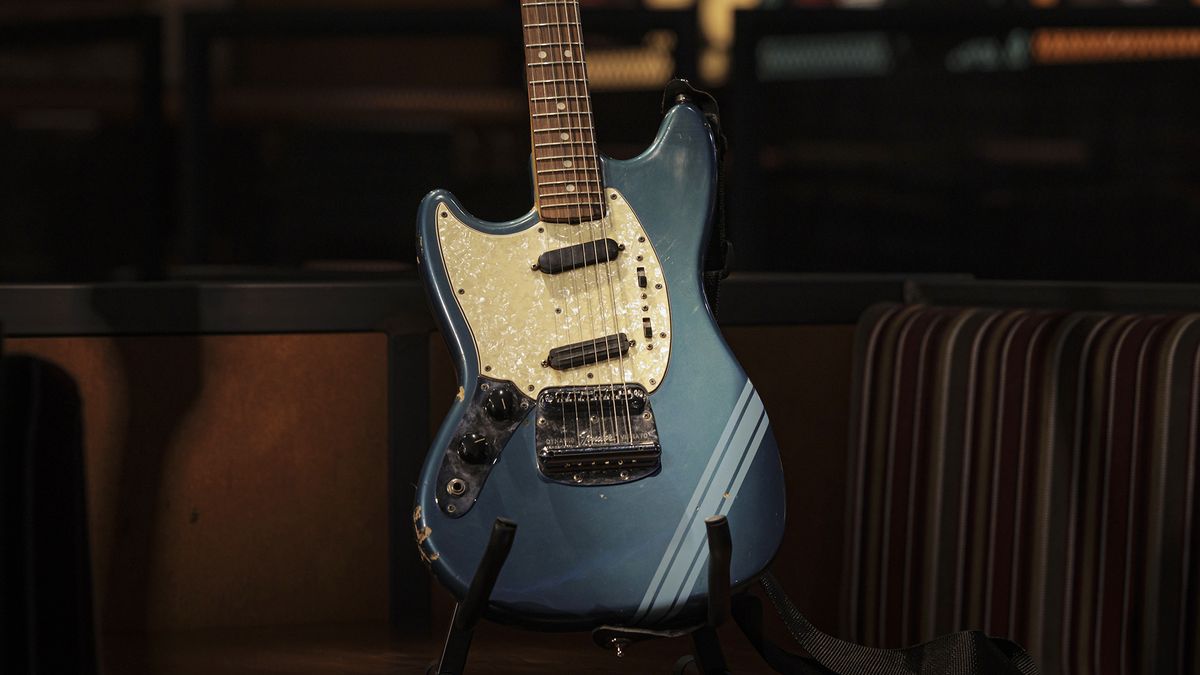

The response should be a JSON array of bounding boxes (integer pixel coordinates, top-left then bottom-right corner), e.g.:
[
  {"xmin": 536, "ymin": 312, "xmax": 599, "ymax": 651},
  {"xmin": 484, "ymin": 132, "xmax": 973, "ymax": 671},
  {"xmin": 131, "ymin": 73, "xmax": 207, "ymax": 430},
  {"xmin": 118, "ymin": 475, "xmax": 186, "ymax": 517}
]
[{"xmin": 522, "ymin": 0, "xmax": 602, "ymax": 224}]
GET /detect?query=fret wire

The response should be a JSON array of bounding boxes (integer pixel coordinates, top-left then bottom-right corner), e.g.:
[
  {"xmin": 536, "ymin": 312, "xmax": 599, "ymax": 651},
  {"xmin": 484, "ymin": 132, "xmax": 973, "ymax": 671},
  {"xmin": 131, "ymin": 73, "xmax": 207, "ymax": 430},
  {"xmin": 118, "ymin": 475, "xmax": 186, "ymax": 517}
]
[
  {"xmin": 535, "ymin": 154, "xmax": 595, "ymax": 161},
  {"xmin": 527, "ymin": 61, "xmax": 581, "ymax": 67},
  {"xmin": 530, "ymin": 95, "xmax": 589, "ymax": 101},
  {"xmin": 533, "ymin": 141, "xmax": 596, "ymax": 148},
  {"xmin": 539, "ymin": 201, "xmax": 605, "ymax": 207},
  {"xmin": 521, "ymin": 1, "xmax": 577, "ymax": 7},
  {"xmin": 523, "ymin": 21, "xmax": 579, "ymax": 28},
  {"xmin": 539, "ymin": 177, "xmax": 601, "ymax": 183},
  {"xmin": 533, "ymin": 126, "xmax": 593, "ymax": 132},
  {"xmin": 535, "ymin": 168, "xmax": 598, "ymax": 174},
  {"xmin": 525, "ymin": 41, "xmax": 582, "ymax": 48},
  {"xmin": 529, "ymin": 78, "xmax": 589, "ymax": 84},
  {"xmin": 531, "ymin": 111, "xmax": 592, "ymax": 118}
]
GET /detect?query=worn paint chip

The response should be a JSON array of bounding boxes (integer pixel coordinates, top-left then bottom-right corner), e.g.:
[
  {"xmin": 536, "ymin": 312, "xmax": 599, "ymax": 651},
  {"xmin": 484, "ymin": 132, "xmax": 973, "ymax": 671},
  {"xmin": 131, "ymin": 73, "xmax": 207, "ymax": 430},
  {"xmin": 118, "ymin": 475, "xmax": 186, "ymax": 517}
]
[{"xmin": 456, "ymin": 386, "xmax": 465, "ymax": 401}]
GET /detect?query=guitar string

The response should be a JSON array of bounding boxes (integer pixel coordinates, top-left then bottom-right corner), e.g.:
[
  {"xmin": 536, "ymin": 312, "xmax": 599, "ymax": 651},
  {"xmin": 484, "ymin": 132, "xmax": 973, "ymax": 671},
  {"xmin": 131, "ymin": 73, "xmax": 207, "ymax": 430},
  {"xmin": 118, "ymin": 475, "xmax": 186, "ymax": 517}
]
[
  {"xmin": 555, "ymin": 0, "xmax": 614, "ymax": 447},
  {"xmin": 568, "ymin": 0, "xmax": 628, "ymax": 446},
  {"xmin": 525, "ymin": 4, "xmax": 570, "ymax": 451},
  {"xmin": 534, "ymin": 1, "xmax": 582, "ymax": 448},
  {"xmin": 541, "ymin": 0, "xmax": 593, "ymax": 448},
  {"xmin": 563, "ymin": 0, "xmax": 635, "ymax": 445},
  {"xmin": 561, "ymin": 0, "xmax": 619, "ymax": 446},
  {"xmin": 549, "ymin": 0, "xmax": 612, "ymax": 450}
]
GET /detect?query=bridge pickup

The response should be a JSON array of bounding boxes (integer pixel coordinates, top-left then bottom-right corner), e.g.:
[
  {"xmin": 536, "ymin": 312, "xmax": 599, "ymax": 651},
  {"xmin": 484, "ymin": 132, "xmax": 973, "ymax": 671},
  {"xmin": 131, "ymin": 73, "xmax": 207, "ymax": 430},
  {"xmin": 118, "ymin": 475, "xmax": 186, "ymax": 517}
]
[
  {"xmin": 537, "ymin": 238, "xmax": 621, "ymax": 275},
  {"xmin": 547, "ymin": 333, "xmax": 630, "ymax": 371}
]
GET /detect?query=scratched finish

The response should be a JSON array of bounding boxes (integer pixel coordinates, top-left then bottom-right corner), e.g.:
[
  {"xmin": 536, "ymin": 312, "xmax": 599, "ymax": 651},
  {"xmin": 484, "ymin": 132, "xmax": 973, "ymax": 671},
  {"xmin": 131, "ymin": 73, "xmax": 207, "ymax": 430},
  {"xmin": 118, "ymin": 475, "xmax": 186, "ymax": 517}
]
[{"xmin": 434, "ymin": 188, "xmax": 671, "ymax": 395}]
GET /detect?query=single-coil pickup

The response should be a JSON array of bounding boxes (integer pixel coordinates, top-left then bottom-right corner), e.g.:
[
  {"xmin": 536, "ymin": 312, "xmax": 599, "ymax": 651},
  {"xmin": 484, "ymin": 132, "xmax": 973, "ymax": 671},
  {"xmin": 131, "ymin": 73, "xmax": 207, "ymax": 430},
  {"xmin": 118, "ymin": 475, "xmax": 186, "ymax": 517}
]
[
  {"xmin": 547, "ymin": 333, "xmax": 630, "ymax": 371},
  {"xmin": 536, "ymin": 238, "xmax": 621, "ymax": 274}
]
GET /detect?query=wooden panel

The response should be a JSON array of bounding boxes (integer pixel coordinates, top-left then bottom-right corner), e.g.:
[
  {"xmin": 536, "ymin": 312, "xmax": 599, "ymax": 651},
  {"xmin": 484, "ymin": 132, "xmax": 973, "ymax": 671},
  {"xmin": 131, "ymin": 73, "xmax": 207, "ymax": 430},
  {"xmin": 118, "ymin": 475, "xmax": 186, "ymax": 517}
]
[{"xmin": 5, "ymin": 333, "xmax": 390, "ymax": 633}]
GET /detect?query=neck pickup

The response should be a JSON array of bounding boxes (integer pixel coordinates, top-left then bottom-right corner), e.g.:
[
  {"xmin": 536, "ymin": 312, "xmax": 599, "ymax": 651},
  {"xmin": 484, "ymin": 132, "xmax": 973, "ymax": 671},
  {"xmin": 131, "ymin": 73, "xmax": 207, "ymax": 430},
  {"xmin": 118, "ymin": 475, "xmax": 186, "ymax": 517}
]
[
  {"xmin": 537, "ymin": 238, "xmax": 620, "ymax": 275},
  {"xmin": 547, "ymin": 332, "xmax": 630, "ymax": 371}
]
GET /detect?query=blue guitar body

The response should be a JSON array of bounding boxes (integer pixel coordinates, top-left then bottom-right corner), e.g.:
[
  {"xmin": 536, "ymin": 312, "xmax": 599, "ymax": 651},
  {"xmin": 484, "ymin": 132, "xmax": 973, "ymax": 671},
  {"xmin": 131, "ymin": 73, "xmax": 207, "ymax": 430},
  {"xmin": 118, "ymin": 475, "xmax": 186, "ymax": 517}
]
[{"xmin": 414, "ymin": 102, "xmax": 786, "ymax": 631}]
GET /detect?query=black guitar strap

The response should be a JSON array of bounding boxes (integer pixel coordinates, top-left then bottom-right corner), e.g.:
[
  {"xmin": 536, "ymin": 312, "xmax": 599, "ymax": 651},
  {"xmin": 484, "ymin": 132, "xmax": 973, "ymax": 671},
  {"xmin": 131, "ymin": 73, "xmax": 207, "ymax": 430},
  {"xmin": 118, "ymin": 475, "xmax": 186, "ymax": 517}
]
[
  {"xmin": 662, "ymin": 80, "xmax": 731, "ymax": 318},
  {"xmin": 732, "ymin": 571, "xmax": 1040, "ymax": 675}
]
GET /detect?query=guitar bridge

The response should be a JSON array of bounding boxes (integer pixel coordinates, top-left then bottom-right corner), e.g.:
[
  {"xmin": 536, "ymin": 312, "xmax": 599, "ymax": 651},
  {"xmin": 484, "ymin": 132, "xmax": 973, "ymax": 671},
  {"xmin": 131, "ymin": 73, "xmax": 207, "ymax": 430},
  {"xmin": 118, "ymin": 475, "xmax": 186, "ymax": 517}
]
[{"xmin": 535, "ymin": 384, "xmax": 661, "ymax": 485}]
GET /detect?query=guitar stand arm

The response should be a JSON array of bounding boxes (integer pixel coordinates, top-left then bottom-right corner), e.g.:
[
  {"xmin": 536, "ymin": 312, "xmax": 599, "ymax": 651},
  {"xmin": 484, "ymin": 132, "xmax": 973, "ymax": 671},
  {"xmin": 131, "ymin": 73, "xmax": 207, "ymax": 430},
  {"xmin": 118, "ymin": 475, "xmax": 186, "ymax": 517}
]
[
  {"xmin": 686, "ymin": 515, "xmax": 733, "ymax": 675},
  {"xmin": 428, "ymin": 515, "xmax": 776, "ymax": 675},
  {"xmin": 593, "ymin": 515, "xmax": 736, "ymax": 674},
  {"xmin": 430, "ymin": 517, "xmax": 517, "ymax": 675}
]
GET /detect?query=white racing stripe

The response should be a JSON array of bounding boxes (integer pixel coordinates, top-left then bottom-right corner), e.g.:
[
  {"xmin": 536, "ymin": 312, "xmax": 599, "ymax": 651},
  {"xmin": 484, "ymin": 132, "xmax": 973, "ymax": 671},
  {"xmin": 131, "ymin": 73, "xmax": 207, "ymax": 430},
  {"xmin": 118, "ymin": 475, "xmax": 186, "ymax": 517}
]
[
  {"xmin": 633, "ymin": 380, "xmax": 753, "ymax": 623},
  {"xmin": 665, "ymin": 405, "xmax": 772, "ymax": 620},
  {"xmin": 634, "ymin": 381, "xmax": 769, "ymax": 624}
]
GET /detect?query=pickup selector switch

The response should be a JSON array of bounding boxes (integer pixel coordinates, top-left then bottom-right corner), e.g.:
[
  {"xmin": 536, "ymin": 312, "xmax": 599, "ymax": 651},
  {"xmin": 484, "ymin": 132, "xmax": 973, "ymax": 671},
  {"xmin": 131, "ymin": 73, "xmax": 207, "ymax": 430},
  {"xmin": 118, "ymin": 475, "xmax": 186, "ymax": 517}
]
[
  {"xmin": 643, "ymin": 317, "xmax": 654, "ymax": 339},
  {"xmin": 637, "ymin": 267, "xmax": 648, "ymax": 288}
]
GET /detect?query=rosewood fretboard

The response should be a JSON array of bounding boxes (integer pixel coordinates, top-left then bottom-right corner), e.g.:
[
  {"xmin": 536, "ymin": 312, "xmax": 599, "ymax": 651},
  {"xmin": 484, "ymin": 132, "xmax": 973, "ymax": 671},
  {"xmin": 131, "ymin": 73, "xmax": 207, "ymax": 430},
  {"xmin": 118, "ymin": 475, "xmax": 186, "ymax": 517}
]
[{"xmin": 520, "ymin": 0, "xmax": 604, "ymax": 224}]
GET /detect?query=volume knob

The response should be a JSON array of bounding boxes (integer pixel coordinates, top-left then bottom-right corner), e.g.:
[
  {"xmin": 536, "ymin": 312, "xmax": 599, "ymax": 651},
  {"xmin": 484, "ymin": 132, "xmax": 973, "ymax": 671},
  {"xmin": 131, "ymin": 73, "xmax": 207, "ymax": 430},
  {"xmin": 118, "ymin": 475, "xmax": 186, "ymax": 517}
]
[
  {"xmin": 456, "ymin": 433, "xmax": 491, "ymax": 464},
  {"xmin": 484, "ymin": 387, "xmax": 515, "ymax": 421}
]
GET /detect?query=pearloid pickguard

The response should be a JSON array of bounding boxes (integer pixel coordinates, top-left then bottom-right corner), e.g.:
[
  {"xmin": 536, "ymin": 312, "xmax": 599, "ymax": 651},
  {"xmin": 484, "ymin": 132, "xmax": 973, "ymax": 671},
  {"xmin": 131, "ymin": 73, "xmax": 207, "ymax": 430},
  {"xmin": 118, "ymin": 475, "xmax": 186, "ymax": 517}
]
[{"xmin": 435, "ymin": 188, "xmax": 671, "ymax": 396}]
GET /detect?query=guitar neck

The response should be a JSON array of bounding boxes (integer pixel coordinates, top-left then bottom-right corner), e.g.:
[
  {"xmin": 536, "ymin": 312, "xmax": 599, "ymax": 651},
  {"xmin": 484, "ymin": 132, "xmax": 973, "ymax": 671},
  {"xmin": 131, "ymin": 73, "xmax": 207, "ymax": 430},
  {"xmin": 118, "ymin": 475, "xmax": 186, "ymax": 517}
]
[{"xmin": 520, "ymin": 0, "xmax": 604, "ymax": 224}]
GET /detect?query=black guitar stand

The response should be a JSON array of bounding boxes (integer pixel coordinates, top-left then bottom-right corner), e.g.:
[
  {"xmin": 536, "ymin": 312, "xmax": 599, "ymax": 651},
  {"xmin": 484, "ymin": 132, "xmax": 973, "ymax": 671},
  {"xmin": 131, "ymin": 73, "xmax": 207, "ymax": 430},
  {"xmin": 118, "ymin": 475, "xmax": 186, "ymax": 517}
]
[
  {"xmin": 426, "ymin": 514, "xmax": 748, "ymax": 675},
  {"xmin": 428, "ymin": 512, "xmax": 1034, "ymax": 675},
  {"xmin": 592, "ymin": 515, "xmax": 735, "ymax": 675},
  {"xmin": 426, "ymin": 517, "xmax": 517, "ymax": 675}
]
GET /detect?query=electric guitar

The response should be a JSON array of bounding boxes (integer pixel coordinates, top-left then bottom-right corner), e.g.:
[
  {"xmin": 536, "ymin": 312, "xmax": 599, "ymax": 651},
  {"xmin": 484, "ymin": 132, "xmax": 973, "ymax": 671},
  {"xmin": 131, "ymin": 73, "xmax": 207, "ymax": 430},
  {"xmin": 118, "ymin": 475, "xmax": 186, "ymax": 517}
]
[{"xmin": 413, "ymin": 1, "xmax": 785, "ymax": 630}]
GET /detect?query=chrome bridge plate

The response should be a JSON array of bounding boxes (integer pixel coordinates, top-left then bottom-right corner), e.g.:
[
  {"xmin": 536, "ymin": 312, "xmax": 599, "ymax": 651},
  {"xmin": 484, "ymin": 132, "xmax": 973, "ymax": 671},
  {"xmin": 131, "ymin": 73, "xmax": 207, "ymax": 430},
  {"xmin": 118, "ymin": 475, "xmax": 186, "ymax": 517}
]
[{"xmin": 535, "ymin": 384, "xmax": 661, "ymax": 486}]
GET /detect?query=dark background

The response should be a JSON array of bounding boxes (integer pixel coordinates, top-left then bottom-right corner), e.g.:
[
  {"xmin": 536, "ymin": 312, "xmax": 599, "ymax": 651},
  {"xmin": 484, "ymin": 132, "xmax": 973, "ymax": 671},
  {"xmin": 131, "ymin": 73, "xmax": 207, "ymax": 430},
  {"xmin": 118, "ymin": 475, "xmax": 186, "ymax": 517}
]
[
  {"xmin": 3, "ymin": 0, "xmax": 1199, "ymax": 283},
  {"xmin": 4, "ymin": 2, "xmax": 1200, "ymax": 670}
]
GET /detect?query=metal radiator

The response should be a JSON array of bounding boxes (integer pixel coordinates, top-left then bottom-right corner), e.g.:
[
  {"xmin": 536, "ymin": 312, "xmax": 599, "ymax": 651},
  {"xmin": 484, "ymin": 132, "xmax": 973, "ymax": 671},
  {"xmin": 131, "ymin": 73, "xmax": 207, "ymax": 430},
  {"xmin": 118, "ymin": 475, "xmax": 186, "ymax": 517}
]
[{"xmin": 842, "ymin": 304, "xmax": 1200, "ymax": 675}]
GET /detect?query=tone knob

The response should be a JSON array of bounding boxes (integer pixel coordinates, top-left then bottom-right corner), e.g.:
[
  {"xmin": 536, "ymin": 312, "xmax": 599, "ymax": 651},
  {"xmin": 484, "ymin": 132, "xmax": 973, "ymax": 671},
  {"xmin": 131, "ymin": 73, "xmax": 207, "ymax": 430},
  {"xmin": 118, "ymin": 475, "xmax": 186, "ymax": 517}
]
[
  {"xmin": 456, "ymin": 433, "xmax": 491, "ymax": 464},
  {"xmin": 484, "ymin": 387, "xmax": 515, "ymax": 421}
]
